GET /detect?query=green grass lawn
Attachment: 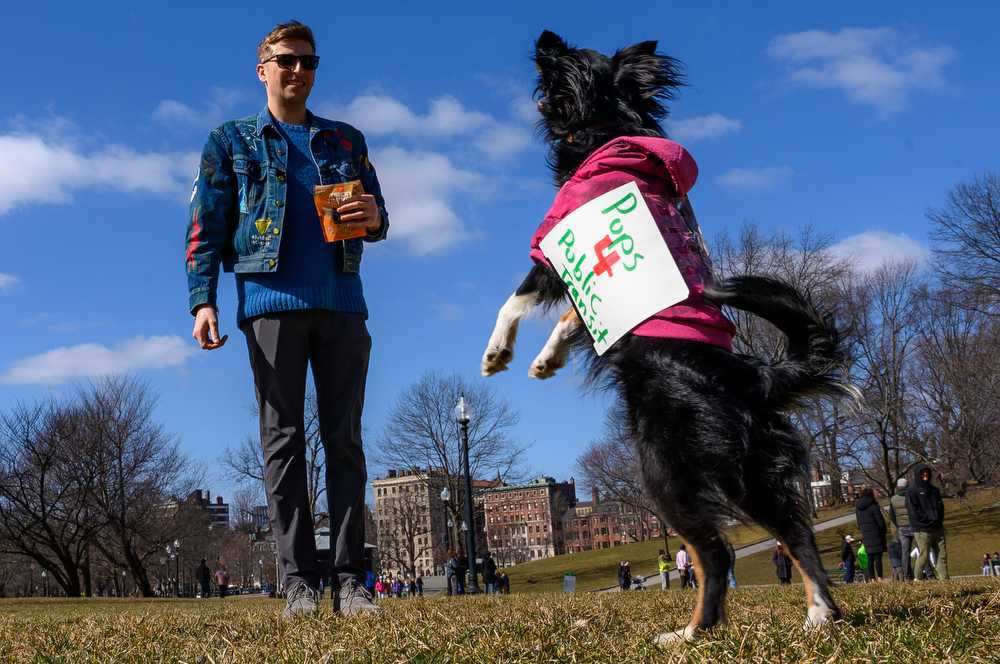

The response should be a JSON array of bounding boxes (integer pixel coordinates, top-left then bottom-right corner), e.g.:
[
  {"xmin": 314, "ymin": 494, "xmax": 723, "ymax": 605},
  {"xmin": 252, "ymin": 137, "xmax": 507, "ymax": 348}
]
[
  {"xmin": 1, "ymin": 579, "xmax": 998, "ymax": 662},
  {"xmin": 733, "ymin": 487, "xmax": 1000, "ymax": 587},
  {"xmin": 505, "ymin": 500, "xmax": 856, "ymax": 594}
]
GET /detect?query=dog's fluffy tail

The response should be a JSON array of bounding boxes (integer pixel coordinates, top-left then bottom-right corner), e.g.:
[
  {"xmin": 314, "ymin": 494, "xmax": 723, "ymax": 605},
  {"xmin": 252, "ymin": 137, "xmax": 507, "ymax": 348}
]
[{"xmin": 704, "ymin": 275, "xmax": 860, "ymax": 409}]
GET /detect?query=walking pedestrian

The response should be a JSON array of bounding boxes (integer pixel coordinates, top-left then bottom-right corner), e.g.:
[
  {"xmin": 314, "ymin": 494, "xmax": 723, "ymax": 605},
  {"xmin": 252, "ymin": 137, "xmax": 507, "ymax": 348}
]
[
  {"xmin": 618, "ymin": 561, "xmax": 631, "ymax": 592},
  {"xmin": 499, "ymin": 570, "xmax": 510, "ymax": 594},
  {"xmin": 196, "ymin": 558, "xmax": 212, "ymax": 598},
  {"xmin": 185, "ymin": 19, "xmax": 389, "ymax": 620},
  {"xmin": 482, "ymin": 552, "xmax": 498, "ymax": 594},
  {"xmin": 906, "ymin": 464, "xmax": 949, "ymax": 580},
  {"xmin": 214, "ymin": 565, "xmax": 230, "ymax": 599},
  {"xmin": 657, "ymin": 549, "xmax": 671, "ymax": 591},
  {"xmin": 992, "ymin": 552, "xmax": 1000, "ymax": 576},
  {"xmin": 840, "ymin": 534, "xmax": 856, "ymax": 583},
  {"xmin": 416, "ymin": 576, "xmax": 423, "ymax": 597},
  {"xmin": 675, "ymin": 545, "xmax": 690, "ymax": 590},
  {"xmin": 855, "ymin": 487, "xmax": 887, "ymax": 581},
  {"xmin": 890, "ymin": 477, "xmax": 915, "ymax": 580},
  {"xmin": 983, "ymin": 554, "xmax": 993, "ymax": 576},
  {"xmin": 773, "ymin": 544, "xmax": 793, "ymax": 585}
]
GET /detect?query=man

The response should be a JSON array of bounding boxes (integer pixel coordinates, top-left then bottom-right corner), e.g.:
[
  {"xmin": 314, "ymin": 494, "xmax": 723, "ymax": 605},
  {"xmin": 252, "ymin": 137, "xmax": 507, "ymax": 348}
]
[
  {"xmin": 906, "ymin": 464, "xmax": 948, "ymax": 580},
  {"xmin": 185, "ymin": 20, "xmax": 388, "ymax": 619},
  {"xmin": 657, "ymin": 549, "xmax": 671, "ymax": 591},
  {"xmin": 196, "ymin": 558, "xmax": 211, "ymax": 598},
  {"xmin": 889, "ymin": 477, "xmax": 914, "ymax": 580},
  {"xmin": 482, "ymin": 551, "xmax": 498, "ymax": 594},
  {"xmin": 675, "ymin": 545, "xmax": 690, "ymax": 589}
]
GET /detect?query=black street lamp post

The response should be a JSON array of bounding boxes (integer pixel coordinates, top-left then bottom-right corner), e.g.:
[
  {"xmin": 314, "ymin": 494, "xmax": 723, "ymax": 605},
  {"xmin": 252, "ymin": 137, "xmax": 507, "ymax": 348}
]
[{"xmin": 455, "ymin": 395, "xmax": 480, "ymax": 593}]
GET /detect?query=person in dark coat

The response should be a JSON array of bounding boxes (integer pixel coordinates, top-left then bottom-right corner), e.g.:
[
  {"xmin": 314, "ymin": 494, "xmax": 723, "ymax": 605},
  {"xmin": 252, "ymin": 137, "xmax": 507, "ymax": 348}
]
[
  {"xmin": 906, "ymin": 464, "xmax": 948, "ymax": 580},
  {"xmin": 196, "ymin": 558, "xmax": 212, "ymax": 598},
  {"xmin": 618, "ymin": 561, "xmax": 631, "ymax": 591},
  {"xmin": 855, "ymin": 487, "xmax": 887, "ymax": 580},
  {"xmin": 773, "ymin": 544, "xmax": 793, "ymax": 585},
  {"xmin": 482, "ymin": 552, "xmax": 498, "ymax": 594},
  {"xmin": 840, "ymin": 534, "xmax": 856, "ymax": 583}
]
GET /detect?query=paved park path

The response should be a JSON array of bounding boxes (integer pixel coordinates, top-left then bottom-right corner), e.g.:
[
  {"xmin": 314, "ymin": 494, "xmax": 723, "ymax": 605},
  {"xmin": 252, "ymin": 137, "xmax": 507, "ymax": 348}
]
[{"xmin": 598, "ymin": 510, "xmax": 859, "ymax": 592}]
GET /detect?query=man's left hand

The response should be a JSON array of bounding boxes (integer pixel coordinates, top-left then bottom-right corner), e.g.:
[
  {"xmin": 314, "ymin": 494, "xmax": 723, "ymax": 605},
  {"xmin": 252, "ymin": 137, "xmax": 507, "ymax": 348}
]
[{"xmin": 336, "ymin": 194, "xmax": 381, "ymax": 234}]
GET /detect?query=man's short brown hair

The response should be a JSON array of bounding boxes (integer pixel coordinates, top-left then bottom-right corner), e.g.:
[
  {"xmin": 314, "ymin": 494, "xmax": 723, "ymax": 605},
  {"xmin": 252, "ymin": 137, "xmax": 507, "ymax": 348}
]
[{"xmin": 257, "ymin": 21, "xmax": 316, "ymax": 62}]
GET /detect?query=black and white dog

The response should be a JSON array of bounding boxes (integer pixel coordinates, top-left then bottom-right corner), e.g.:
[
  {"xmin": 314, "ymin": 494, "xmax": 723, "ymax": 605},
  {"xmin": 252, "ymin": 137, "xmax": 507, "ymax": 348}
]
[{"xmin": 480, "ymin": 30, "xmax": 856, "ymax": 644}]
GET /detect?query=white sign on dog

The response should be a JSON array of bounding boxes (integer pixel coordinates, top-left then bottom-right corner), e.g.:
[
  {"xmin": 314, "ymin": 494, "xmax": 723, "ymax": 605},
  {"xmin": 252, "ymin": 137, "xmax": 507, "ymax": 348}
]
[{"xmin": 539, "ymin": 181, "xmax": 689, "ymax": 355}]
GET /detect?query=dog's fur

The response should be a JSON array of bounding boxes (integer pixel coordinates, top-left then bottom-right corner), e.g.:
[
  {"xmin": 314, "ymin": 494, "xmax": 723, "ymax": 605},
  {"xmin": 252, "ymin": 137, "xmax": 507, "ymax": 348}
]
[{"xmin": 481, "ymin": 30, "xmax": 855, "ymax": 644}]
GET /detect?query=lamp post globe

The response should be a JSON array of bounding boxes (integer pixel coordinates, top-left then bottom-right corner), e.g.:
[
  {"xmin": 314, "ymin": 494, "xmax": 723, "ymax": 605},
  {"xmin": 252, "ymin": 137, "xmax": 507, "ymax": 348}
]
[{"xmin": 454, "ymin": 394, "xmax": 480, "ymax": 593}]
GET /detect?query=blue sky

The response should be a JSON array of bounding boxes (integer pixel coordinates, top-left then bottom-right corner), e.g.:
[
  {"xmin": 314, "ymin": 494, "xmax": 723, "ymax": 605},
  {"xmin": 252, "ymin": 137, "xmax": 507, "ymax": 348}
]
[{"xmin": 2, "ymin": 1, "xmax": 999, "ymax": 504}]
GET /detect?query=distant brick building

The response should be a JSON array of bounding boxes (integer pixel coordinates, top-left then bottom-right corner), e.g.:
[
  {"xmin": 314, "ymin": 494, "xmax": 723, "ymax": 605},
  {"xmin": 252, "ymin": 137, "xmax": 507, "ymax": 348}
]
[
  {"xmin": 481, "ymin": 476, "xmax": 577, "ymax": 566},
  {"xmin": 562, "ymin": 488, "xmax": 663, "ymax": 553},
  {"xmin": 372, "ymin": 468, "xmax": 498, "ymax": 578}
]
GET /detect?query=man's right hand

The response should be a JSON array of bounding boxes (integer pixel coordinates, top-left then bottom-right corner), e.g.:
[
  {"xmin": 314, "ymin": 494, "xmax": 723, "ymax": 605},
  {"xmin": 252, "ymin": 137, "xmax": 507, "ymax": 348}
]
[{"xmin": 192, "ymin": 305, "xmax": 228, "ymax": 350}]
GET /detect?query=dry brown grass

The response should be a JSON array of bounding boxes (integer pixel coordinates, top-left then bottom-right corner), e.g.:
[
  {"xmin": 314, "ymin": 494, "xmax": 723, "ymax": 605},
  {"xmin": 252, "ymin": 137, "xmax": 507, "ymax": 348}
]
[{"xmin": 1, "ymin": 578, "xmax": 998, "ymax": 662}]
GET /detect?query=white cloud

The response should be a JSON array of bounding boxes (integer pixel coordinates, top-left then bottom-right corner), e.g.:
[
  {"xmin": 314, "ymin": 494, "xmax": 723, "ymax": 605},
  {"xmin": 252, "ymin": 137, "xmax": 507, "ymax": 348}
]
[
  {"xmin": 0, "ymin": 273, "xmax": 18, "ymax": 292},
  {"xmin": 666, "ymin": 114, "xmax": 742, "ymax": 142},
  {"xmin": 153, "ymin": 88, "xmax": 247, "ymax": 128},
  {"xmin": 716, "ymin": 166, "xmax": 793, "ymax": 192},
  {"xmin": 324, "ymin": 93, "xmax": 532, "ymax": 159},
  {"xmin": 827, "ymin": 230, "xmax": 930, "ymax": 273},
  {"xmin": 372, "ymin": 146, "xmax": 483, "ymax": 254},
  {"xmin": 0, "ymin": 134, "xmax": 198, "ymax": 215},
  {"xmin": 767, "ymin": 27, "xmax": 956, "ymax": 115},
  {"xmin": 1, "ymin": 335, "xmax": 197, "ymax": 385}
]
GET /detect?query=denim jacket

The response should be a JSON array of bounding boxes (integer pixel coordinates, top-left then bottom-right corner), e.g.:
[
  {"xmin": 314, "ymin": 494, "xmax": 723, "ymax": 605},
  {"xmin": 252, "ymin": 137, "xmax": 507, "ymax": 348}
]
[{"xmin": 185, "ymin": 107, "xmax": 389, "ymax": 314}]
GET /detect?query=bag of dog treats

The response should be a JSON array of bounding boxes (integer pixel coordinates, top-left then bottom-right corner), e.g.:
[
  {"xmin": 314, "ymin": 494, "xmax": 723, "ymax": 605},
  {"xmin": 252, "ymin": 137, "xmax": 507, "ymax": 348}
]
[{"xmin": 313, "ymin": 180, "xmax": 366, "ymax": 242}]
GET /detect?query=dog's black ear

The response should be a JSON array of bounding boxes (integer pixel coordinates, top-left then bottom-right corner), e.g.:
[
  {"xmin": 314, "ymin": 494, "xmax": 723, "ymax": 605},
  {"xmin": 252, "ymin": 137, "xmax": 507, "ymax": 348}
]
[
  {"xmin": 612, "ymin": 40, "xmax": 684, "ymax": 112},
  {"xmin": 536, "ymin": 30, "xmax": 570, "ymax": 57}
]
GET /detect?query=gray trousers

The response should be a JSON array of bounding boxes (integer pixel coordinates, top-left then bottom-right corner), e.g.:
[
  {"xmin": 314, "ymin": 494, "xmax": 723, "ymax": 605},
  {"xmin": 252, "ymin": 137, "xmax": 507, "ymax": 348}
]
[{"xmin": 243, "ymin": 310, "xmax": 371, "ymax": 591}]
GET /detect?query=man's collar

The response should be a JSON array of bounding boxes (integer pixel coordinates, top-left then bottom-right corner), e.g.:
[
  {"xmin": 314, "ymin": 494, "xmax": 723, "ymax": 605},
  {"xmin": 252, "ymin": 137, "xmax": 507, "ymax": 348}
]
[{"xmin": 254, "ymin": 106, "xmax": 317, "ymax": 136}]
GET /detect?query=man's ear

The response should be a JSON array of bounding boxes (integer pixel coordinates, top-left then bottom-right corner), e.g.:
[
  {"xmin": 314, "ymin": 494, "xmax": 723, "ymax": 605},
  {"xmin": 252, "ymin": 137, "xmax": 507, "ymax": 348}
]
[
  {"xmin": 536, "ymin": 30, "xmax": 569, "ymax": 58},
  {"xmin": 256, "ymin": 63, "xmax": 267, "ymax": 84},
  {"xmin": 612, "ymin": 41, "xmax": 684, "ymax": 107}
]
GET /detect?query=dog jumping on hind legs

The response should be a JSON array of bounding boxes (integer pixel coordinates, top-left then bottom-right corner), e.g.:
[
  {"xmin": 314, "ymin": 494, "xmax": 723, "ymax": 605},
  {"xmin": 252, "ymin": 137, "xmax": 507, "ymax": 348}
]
[{"xmin": 480, "ymin": 30, "xmax": 857, "ymax": 645}]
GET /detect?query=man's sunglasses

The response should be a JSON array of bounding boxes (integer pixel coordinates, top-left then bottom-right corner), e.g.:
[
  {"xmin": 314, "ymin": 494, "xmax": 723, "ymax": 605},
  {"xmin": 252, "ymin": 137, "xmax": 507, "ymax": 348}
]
[{"xmin": 261, "ymin": 54, "xmax": 321, "ymax": 71}]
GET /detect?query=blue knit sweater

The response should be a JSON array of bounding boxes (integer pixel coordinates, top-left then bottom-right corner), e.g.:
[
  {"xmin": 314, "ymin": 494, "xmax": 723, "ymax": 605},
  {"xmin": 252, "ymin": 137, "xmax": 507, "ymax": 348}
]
[{"xmin": 236, "ymin": 119, "xmax": 367, "ymax": 324}]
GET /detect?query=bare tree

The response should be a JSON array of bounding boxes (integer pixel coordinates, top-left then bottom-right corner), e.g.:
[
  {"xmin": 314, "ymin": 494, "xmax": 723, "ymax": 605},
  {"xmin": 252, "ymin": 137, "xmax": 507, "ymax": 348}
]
[
  {"xmin": 912, "ymin": 288, "xmax": 1000, "ymax": 496},
  {"xmin": 373, "ymin": 372, "xmax": 526, "ymax": 530},
  {"xmin": 575, "ymin": 407, "xmax": 670, "ymax": 553},
  {"xmin": 844, "ymin": 262, "xmax": 925, "ymax": 493},
  {"xmin": 221, "ymin": 390, "xmax": 325, "ymax": 527},
  {"xmin": 0, "ymin": 401, "xmax": 101, "ymax": 596},
  {"xmin": 76, "ymin": 376, "xmax": 201, "ymax": 597},
  {"xmin": 929, "ymin": 172, "xmax": 1000, "ymax": 314}
]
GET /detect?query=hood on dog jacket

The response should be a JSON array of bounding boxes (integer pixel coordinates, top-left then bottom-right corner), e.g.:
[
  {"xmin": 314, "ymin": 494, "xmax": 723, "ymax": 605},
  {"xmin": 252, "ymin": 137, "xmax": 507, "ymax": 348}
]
[{"xmin": 529, "ymin": 136, "xmax": 735, "ymax": 349}]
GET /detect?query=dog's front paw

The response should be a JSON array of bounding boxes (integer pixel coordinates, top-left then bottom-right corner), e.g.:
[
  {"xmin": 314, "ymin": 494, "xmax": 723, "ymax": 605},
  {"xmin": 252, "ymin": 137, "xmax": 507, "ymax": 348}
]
[
  {"xmin": 481, "ymin": 346, "xmax": 513, "ymax": 376},
  {"xmin": 528, "ymin": 346, "xmax": 568, "ymax": 380},
  {"xmin": 528, "ymin": 355, "xmax": 564, "ymax": 380}
]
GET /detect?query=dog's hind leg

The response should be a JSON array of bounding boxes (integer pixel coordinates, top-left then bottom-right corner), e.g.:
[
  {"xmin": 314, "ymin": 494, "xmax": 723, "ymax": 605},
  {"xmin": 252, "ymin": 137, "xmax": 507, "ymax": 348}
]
[
  {"xmin": 653, "ymin": 531, "xmax": 731, "ymax": 646},
  {"xmin": 641, "ymin": 461, "xmax": 732, "ymax": 645},
  {"xmin": 741, "ymin": 424, "xmax": 841, "ymax": 630},
  {"xmin": 529, "ymin": 308, "xmax": 579, "ymax": 379}
]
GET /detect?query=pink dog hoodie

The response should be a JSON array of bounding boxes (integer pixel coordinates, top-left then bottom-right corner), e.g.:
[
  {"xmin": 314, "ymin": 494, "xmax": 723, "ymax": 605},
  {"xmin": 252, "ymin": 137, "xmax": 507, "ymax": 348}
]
[{"xmin": 529, "ymin": 136, "xmax": 735, "ymax": 350}]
